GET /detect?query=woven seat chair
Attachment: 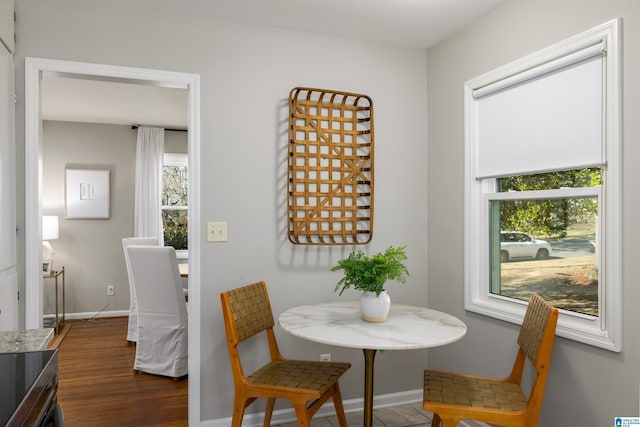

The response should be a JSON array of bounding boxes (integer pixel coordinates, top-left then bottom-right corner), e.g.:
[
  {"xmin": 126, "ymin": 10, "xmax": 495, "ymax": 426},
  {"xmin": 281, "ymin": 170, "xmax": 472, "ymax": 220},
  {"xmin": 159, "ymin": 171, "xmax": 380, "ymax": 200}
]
[
  {"xmin": 220, "ymin": 281, "xmax": 351, "ymax": 427},
  {"xmin": 423, "ymin": 293, "xmax": 559, "ymax": 427}
]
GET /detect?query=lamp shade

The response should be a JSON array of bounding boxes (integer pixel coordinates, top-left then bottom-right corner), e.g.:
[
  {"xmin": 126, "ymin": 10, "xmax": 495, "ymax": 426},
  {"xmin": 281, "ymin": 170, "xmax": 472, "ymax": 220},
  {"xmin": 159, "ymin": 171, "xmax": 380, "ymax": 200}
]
[{"xmin": 42, "ymin": 215, "xmax": 59, "ymax": 241}]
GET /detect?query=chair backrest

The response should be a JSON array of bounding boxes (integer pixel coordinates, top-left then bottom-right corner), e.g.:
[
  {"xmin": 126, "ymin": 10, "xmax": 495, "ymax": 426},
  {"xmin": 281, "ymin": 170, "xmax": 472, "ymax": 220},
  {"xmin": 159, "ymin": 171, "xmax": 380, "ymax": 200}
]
[
  {"xmin": 126, "ymin": 245, "xmax": 187, "ymax": 323},
  {"xmin": 122, "ymin": 237, "xmax": 158, "ymax": 292},
  {"xmin": 220, "ymin": 281, "xmax": 281, "ymax": 383},
  {"xmin": 518, "ymin": 292, "xmax": 558, "ymax": 369},
  {"xmin": 516, "ymin": 293, "xmax": 559, "ymax": 412},
  {"xmin": 221, "ymin": 281, "xmax": 275, "ymax": 344}
]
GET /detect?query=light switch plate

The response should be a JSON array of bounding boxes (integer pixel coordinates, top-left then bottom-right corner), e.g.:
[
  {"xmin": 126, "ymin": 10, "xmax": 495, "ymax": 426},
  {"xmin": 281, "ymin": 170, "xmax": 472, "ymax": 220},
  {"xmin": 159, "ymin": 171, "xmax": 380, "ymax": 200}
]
[{"xmin": 207, "ymin": 221, "xmax": 227, "ymax": 242}]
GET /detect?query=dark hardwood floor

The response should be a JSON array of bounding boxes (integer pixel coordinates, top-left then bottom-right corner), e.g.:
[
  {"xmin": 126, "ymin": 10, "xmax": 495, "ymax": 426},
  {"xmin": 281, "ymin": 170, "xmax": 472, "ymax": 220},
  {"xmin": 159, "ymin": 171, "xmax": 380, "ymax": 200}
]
[{"xmin": 54, "ymin": 317, "xmax": 188, "ymax": 427}]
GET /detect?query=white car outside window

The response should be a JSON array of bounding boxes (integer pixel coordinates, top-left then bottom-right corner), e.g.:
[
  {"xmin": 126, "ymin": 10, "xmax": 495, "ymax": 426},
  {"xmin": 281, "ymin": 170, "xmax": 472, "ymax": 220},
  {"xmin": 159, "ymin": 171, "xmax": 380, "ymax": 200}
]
[{"xmin": 500, "ymin": 231, "xmax": 552, "ymax": 262}]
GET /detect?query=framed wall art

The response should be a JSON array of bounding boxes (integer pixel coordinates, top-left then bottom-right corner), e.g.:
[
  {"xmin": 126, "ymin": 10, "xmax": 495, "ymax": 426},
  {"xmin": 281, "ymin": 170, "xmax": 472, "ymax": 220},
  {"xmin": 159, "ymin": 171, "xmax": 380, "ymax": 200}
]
[
  {"xmin": 287, "ymin": 87, "xmax": 374, "ymax": 245},
  {"xmin": 42, "ymin": 259, "xmax": 53, "ymax": 276},
  {"xmin": 65, "ymin": 168, "xmax": 111, "ymax": 219}
]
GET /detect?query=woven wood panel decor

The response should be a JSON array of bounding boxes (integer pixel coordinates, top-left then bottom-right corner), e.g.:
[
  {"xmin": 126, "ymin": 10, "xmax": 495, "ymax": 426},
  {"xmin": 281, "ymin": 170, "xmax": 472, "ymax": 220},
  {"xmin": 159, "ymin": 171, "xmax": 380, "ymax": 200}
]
[{"xmin": 288, "ymin": 87, "xmax": 374, "ymax": 245}]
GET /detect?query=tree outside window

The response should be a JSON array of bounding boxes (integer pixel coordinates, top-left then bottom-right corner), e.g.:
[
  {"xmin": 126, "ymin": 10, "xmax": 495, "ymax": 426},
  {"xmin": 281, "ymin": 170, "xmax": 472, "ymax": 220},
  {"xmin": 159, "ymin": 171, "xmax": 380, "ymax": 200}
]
[
  {"xmin": 162, "ymin": 154, "xmax": 188, "ymax": 250},
  {"xmin": 489, "ymin": 168, "xmax": 601, "ymax": 316}
]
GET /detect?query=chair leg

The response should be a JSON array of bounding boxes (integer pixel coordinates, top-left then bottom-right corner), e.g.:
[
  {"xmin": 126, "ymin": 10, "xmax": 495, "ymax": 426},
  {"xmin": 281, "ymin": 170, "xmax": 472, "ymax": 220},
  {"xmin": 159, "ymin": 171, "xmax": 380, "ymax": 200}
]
[
  {"xmin": 331, "ymin": 385, "xmax": 348, "ymax": 427},
  {"xmin": 231, "ymin": 398, "xmax": 247, "ymax": 427},
  {"xmin": 293, "ymin": 403, "xmax": 311, "ymax": 427},
  {"xmin": 263, "ymin": 398, "xmax": 276, "ymax": 427},
  {"xmin": 431, "ymin": 413, "xmax": 442, "ymax": 427}
]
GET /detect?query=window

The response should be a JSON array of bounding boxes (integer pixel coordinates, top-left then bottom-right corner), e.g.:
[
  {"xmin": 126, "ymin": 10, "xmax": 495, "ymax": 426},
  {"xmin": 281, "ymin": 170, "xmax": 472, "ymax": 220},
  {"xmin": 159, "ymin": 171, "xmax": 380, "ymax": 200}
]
[
  {"xmin": 490, "ymin": 169, "xmax": 601, "ymax": 317},
  {"xmin": 162, "ymin": 153, "xmax": 188, "ymax": 256},
  {"xmin": 464, "ymin": 20, "xmax": 621, "ymax": 351}
]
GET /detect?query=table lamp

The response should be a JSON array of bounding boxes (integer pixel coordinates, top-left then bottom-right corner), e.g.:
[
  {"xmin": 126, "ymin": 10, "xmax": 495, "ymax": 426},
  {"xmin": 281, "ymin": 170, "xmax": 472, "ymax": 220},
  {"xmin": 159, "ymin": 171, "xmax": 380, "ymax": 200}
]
[{"xmin": 42, "ymin": 215, "xmax": 59, "ymax": 262}]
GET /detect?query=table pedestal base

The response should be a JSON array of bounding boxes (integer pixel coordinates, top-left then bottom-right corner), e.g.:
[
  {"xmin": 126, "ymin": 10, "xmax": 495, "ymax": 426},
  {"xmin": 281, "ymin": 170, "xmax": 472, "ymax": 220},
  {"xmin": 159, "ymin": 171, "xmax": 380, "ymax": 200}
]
[{"xmin": 363, "ymin": 349, "xmax": 377, "ymax": 427}]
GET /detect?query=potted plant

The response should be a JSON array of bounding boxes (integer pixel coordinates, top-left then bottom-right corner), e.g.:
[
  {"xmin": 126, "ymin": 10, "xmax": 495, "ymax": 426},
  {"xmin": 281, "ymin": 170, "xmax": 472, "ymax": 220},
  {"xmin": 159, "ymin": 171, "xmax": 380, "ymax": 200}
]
[{"xmin": 331, "ymin": 246, "xmax": 409, "ymax": 322}]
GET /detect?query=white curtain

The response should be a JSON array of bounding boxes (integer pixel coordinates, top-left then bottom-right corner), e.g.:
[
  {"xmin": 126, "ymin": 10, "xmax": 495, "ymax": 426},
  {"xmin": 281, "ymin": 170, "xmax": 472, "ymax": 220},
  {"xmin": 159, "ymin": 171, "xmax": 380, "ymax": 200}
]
[{"xmin": 134, "ymin": 127, "xmax": 165, "ymax": 245}]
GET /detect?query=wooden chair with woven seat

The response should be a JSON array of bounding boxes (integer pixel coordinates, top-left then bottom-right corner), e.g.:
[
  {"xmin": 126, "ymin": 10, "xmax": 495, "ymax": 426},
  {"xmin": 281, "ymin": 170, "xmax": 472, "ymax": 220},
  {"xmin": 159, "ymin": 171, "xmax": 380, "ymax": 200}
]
[
  {"xmin": 220, "ymin": 281, "xmax": 352, "ymax": 427},
  {"xmin": 423, "ymin": 292, "xmax": 559, "ymax": 427}
]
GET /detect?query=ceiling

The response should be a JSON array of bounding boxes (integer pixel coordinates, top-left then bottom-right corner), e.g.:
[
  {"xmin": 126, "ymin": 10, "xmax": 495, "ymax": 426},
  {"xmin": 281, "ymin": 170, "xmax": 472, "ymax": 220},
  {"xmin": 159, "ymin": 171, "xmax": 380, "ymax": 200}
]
[
  {"xmin": 113, "ymin": 0, "xmax": 506, "ymax": 49},
  {"xmin": 41, "ymin": 0, "xmax": 506, "ymax": 128},
  {"xmin": 42, "ymin": 75, "xmax": 189, "ymax": 129}
]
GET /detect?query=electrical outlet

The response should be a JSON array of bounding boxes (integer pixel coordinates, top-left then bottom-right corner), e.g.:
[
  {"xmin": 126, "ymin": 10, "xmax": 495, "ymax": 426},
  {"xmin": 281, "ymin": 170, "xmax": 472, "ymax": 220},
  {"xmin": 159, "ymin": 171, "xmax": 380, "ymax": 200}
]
[
  {"xmin": 320, "ymin": 353, "xmax": 331, "ymax": 362},
  {"xmin": 107, "ymin": 285, "xmax": 115, "ymax": 296}
]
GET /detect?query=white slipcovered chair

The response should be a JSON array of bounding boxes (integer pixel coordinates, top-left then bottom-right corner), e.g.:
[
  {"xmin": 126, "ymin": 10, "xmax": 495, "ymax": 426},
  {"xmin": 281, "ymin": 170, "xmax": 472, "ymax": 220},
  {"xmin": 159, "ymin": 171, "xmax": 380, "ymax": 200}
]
[
  {"xmin": 126, "ymin": 245, "xmax": 188, "ymax": 379},
  {"xmin": 122, "ymin": 237, "xmax": 159, "ymax": 342}
]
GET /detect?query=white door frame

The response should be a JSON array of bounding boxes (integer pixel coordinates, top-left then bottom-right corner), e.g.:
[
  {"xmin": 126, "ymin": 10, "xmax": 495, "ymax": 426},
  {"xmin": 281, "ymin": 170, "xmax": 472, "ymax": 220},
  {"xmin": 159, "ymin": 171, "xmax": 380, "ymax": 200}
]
[{"xmin": 24, "ymin": 57, "xmax": 201, "ymax": 425}]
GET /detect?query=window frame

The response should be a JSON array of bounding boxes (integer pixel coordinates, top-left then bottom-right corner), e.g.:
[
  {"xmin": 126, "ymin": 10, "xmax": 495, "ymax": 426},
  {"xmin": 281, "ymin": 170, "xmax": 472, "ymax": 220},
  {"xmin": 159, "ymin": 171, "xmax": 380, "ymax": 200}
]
[
  {"xmin": 162, "ymin": 152, "xmax": 188, "ymax": 259},
  {"xmin": 464, "ymin": 19, "xmax": 621, "ymax": 352}
]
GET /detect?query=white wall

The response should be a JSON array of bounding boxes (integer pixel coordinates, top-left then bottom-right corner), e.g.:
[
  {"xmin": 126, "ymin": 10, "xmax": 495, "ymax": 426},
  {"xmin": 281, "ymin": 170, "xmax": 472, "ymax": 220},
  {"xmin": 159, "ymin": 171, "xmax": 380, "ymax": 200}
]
[
  {"xmin": 427, "ymin": 0, "xmax": 640, "ymax": 425},
  {"xmin": 16, "ymin": 1, "xmax": 429, "ymax": 422}
]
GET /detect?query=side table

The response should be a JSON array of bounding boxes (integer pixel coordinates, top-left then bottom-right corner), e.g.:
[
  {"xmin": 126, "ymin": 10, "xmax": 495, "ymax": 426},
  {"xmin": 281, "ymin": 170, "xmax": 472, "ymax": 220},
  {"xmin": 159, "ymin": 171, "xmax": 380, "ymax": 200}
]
[{"xmin": 43, "ymin": 266, "xmax": 65, "ymax": 334}]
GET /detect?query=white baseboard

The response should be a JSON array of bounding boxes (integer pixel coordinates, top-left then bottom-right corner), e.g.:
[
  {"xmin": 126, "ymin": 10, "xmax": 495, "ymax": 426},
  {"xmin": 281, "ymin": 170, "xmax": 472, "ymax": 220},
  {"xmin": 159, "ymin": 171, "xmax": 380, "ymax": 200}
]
[
  {"xmin": 63, "ymin": 310, "xmax": 129, "ymax": 321},
  {"xmin": 200, "ymin": 388, "xmax": 490, "ymax": 427},
  {"xmin": 202, "ymin": 389, "xmax": 421, "ymax": 427},
  {"xmin": 200, "ymin": 390, "xmax": 412, "ymax": 427}
]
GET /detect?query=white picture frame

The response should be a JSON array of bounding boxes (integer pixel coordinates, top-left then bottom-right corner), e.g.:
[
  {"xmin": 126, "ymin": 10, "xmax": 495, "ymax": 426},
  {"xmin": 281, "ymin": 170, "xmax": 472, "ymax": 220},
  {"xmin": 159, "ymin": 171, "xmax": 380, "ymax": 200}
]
[
  {"xmin": 65, "ymin": 169, "xmax": 111, "ymax": 219},
  {"xmin": 42, "ymin": 259, "xmax": 53, "ymax": 276}
]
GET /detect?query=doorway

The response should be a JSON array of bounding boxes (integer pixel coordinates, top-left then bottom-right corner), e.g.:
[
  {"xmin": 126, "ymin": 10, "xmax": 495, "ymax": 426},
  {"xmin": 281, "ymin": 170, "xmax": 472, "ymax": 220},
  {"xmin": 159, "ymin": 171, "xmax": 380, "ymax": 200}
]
[{"xmin": 24, "ymin": 57, "xmax": 201, "ymax": 425}]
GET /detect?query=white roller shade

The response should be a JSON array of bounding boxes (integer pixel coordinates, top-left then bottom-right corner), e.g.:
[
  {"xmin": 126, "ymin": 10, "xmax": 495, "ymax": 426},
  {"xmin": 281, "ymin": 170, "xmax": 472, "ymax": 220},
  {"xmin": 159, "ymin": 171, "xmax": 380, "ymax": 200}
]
[{"xmin": 474, "ymin": 42, "xmax": 605, "ymax": 179}]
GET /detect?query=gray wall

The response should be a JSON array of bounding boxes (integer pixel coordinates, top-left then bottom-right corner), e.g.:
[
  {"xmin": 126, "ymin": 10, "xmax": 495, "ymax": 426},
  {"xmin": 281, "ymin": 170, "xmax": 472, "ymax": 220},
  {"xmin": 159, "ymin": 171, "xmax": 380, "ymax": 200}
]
[
  {"xmin": 41, "ymin": 121, "xmax": 187, "ymax": 316},
  {"xmin": 426, "ymin": 0, "xmax": 640, "ymax": 425},
  {"xmin": 15, "ymin": 0, "xmax": 429, "ymax": 422},
  {"xmin": 42, "ymin": 121, "xmax": 135, "ymax": 315}
]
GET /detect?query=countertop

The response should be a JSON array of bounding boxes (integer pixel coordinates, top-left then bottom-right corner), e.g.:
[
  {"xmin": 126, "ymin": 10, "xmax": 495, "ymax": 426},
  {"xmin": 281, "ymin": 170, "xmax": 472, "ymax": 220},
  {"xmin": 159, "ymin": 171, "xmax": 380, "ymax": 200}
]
[{"xmin": 0, "ymin": 328, "xmax": 55, "ymax": 352}]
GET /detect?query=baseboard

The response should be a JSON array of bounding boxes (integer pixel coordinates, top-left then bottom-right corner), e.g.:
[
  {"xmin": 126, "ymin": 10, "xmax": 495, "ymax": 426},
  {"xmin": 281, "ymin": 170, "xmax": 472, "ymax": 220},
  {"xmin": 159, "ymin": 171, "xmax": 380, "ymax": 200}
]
[
  {"xmin": 63, "ymin": 310, "xmax": 129, "ymax": 321},
  {"xmin": 201, "ymin": 388, "xmax": 490, "ymax": 427},
  {"xmin": 460, "ymin": 421, "xmax": 491, "ymax": 427},
  {"xmin": 202, "ymin": 389, "xmax": 423, "ymax": 427}
]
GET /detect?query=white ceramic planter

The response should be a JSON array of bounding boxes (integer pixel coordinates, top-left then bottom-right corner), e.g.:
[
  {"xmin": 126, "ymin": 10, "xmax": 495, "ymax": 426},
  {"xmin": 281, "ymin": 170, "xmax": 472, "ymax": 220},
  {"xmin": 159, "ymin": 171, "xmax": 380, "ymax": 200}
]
[{"xmin": 359, "ymin": 290, "xmax": 391, "ymax": 322}]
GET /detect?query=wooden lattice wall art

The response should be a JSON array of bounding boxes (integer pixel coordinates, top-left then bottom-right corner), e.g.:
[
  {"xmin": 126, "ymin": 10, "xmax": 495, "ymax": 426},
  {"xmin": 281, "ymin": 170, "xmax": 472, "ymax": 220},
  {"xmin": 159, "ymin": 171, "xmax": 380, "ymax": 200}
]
[{"xmin": 288, "ymin": 87, "xmax": 374, "ymax": 245}]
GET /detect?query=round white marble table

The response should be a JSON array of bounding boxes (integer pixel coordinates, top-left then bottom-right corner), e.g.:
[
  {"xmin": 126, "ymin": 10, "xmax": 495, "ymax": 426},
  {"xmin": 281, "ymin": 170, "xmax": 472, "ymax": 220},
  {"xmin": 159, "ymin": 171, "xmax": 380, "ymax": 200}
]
[{"xmin": 278, "ymin": 301, "xmax": 467, "ymax": 427}]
